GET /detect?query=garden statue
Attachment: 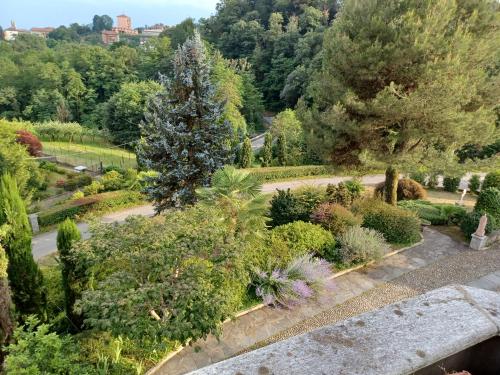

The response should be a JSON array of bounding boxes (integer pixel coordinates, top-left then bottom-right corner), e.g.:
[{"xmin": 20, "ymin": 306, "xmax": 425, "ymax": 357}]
[
  {"xmin": 458, "ymin": 189, "xmax": 467, "ymax": 205},
  {"xmin": 470, "ymin": 214, "xmax": 488, "ymax": 250},
  {"xmin": 475, "ymin": 214, "xmax": 488, "ymax": 237}
]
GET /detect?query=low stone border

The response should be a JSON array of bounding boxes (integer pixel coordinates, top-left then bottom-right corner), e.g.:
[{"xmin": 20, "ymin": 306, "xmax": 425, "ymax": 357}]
[
  {"xmin": 191, "ymin": 285, "xmax": 500, "ymax": 374},
  {"xmin": 146, "ymin": 235, "xmax": 424, "ymax": 375}
]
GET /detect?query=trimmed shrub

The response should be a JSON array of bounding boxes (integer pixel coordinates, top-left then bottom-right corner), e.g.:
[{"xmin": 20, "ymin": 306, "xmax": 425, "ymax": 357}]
[
  {"xmin": 82, "ymin": 181, "xmax": 104, "ymax": 196},
  {"xmin": 326, "ymin": 182, "xmax": 355, "ymax": 207},
  {"xmin": 63, "ymin": 174, "xmax": 92, "ymax": 192},
  {"xmin": 475, "ymin": 188, "xmax": 500, "ymax": 220},
  {"xmin": 353, "ymin": 198, "xmax": 421, "ymax": 244},
  {"xmin": 270, "ymin": 221, "xmax": 336, "ymax": 261},
  {"xmin": 100, "ymin": 170, "xmax": 124, "ymax": 191},
  {"xmin": 338, "ymin": 226, "xmax": 389, "ymax": 265},
  {"xmin": 375, "ymin": 179, "xmax": 427, "ymax": 201},
  {"xmin": 239, "ymin": 137, "xmax": 253, "ymax": 168},
  {"xmin": 397, "ymin": 178, "xmax": 427, "ymax": 200},
  {"xmin": 311, "ymin": 203, "xmax": 362, "ymax": 236},
  {"xmin": 468, "ymin": 174, "xmax": 481, "ymax": 194},
  {"xmin": 38, "ymin": 191, "xmax": 144, "ymax": 227},
  {"xmin": 398, "ymin": 200, "xmax": 466, "ymax": 225},
  {"xmin": 15, "ymin": 130, "xmax": 43, "ymax": 156},
  {"xmin": 71, "ymin": 190, "xmax": 84, "ymax": 200},
  {"xmin": 443, "ymin": 176, "xmax": 461, "ymax": 192},
  {"xmin": 482, "ymin": 171, "xmax": 500, "ymax": 190},
  {"xmin": 293, "ymin": 186, "xmax": 326, "ymax": 214},
  {"xmin": 268, "ymin": 189, "xmax": 311, "ymax": 227},
  {"xmin": 344, "ymin": 178, "xmax": 365, "ymax": 198},
  {"xmin": 460, "ymin": 211, "xmax": 496, "ymax": 239},
  {"xmin": 246, "ymin": 165, "xmax": 334, "ymax": 183}
]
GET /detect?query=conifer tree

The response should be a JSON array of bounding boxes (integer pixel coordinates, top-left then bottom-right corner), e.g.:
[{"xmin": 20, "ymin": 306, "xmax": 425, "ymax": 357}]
[
  {"xmin": 302, "ymin": 0, "xmax": 499, "ymax": 205},
  {"xmin": 56, "ymin": 218, "xmax": 81, "ymax": 330},
  {"xmin": 277, "ymin": 134, "xmax": 288, "ymax": 166},
  {"xmin": 0, "ymin": 174, "xmax": 45, "ymax": 316},
  {"xmin": 138, "ymin": 32, "xmax": 232, "ymax": 212},
  {"xmin": 261, "ymin": 132, "xmax": 273, "ymax": 167},
  {"xmin": 0, "ymin": 242, "xmax": 13, "ymax": 363},
  {"xmin": 239, "ymin": 137, "xmax": 253, "ymax": 168}
]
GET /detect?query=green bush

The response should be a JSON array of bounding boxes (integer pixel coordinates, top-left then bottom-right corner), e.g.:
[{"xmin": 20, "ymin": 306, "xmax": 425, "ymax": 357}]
[
  {"xmin": 269, "ymin": 221, "xmax": 336, "ymax": 262},
  {"xmin": 268, "ymin": 189, "xmax": 312, "ymax": 227},
  {"xmin": 468, "ymin": 174, "xmax": 481, "ymax": 194},
  {"xmin": 482, "ymin": 171, "xmax": 500, "ymax": 190},
  {"xmin": 326, "ymin": 182, "xmax": 356, "ymax": 207},
  {"xmin": 344, "ymin": 178, "xmax": 365, "ymax": 198},
  {"xmin": 338, "ymin": 226, "xmax": 389, "ymax": 265},
  {"xmin": 443, "ymin": 176, "xmax": 461, "ymax": 192},
  {"xmin": 4, "ymin": 316, "xmax": 94, "ymax": 374},
  {"xmin": 409, "ymin": 171, "xmax": 427, "ymax": 185},
  {"xmin": 460, "ymin": 211, "xmax": 497, "ymax": 239},
  {"xmin": 475, "ymin": 188, "xmax": 500, "ymax": 220},
  {"xmin": 311, "ymin": 203, "xmax": 362, "ymax": 236},
  {"xmin": 246, "ymin": 165, "xmax": 334, "ymax": 183},
  {"xmin": 375, "ymin": 178, "xmax": 427, "ymax": 201},
  {"xmin": 63, "ymin": 173, "xmax": 92, "ymax": 192},
  {"xmin": 397, "ymin": 178, "xmax": 427, "ymax": 200},
  {"xmin": 353, "ymin": 199, "xmax": 421, "ymax": 244},
  {"xmin": 398, "ymin": 200, "xmax": 467, "ymax": 225},
  {"xmin": 38, "ymin": 191, "xmax": 144, "ymax": 227},
  {"xmin": 82, "ymin": 181, "xmax": 103, "ymax": 196},
  {"xmin": 100, "ymin": 170, "xmax": 125, "ymax": 191}
]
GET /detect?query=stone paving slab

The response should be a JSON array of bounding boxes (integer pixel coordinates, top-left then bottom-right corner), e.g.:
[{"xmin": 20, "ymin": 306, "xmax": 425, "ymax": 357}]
[
  {"xmin": 152, "ymin": 227, "xmax": 475, "ymax": 375},
  {"xmin": 190, "ymin": 285, "xmax": 500, "ymax": 375}
]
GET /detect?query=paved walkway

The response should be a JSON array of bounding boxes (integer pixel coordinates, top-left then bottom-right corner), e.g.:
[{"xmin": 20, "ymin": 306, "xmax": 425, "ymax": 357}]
[{"xmin": 152, "ymin": 228, "xmax": 500, "ymax": 375}]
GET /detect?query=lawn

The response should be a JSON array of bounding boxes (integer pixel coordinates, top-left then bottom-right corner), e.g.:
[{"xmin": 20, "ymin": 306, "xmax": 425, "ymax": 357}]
[{"xmin": 42, "ymin": 141, "xmax": 137, "ymax": 170}]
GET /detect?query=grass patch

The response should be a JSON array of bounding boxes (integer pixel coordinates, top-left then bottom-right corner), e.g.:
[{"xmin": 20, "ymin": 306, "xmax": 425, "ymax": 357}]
[{"xmin": 42, "ymin": 141, "xmax": 137, "ymax": 170}]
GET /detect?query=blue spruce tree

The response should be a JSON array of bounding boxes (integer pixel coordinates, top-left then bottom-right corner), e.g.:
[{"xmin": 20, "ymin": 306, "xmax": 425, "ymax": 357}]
[{"xmin": 138, "ymin": 32, "xmax": 232, "ymax": 212}]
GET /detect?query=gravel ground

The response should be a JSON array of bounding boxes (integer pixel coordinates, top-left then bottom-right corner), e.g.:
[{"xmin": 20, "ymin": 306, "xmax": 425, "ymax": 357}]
[{"xmin": 241, "ymin": 244, "xmax": 500, "ymax": 354}]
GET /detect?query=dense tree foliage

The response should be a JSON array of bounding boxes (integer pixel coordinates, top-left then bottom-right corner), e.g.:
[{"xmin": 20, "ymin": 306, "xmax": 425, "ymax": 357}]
[
  {"xmin": 0, "ymin": 241, "xmax": 13, "ymax": 362},
  {"xmin": 138, "ymin": 33, "xmax": 232, "ymax": 211},
  {"xmin": 104, "ymin": 81, "xmax": 163, "ymax": 145},
  {"xmin": 201, "ymin": 0, "xmax": 339, "ymax": 110},
  {"xmin": 301, "ymin": 0, "xmax": 499, "ymax": 202},
  {"xmin": 0, "ymin": 174, "xmax": 46, "ymax": 317}
]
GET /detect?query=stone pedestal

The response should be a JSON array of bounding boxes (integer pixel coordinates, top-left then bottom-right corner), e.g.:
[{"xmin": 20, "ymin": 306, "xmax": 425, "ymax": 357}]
[
  {"xmin": 470, "ymin": 234, "xmax": 488, "ymax": 250},
  {"xmin": 28, "ymin": 214, "xmax": 40, "ymax": 234}
]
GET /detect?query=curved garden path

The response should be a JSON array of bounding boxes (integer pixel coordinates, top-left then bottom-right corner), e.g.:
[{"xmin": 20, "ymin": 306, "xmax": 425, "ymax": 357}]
[{"xmin": 151, "ymin": 228, "xmax": 500, "ymax": 375}]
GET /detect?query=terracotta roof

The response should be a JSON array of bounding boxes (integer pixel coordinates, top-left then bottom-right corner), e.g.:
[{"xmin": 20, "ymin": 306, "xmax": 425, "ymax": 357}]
[
  {"xmin": 31, "ymin": 27, "xmax": 54, "ymax": 32},
  {"xmin": 102, "ymin": 30, "xmax": 118, "ymax": 35}
]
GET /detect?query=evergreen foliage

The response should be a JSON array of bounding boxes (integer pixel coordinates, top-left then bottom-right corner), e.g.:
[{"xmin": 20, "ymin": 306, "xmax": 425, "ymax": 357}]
[
  {"xmin": 239, "ymin": 137, "xmax": 253, "ymax": 168},
  {"xmin": 261, "ymin": 132, "xmax": 273, "ymax": 167},
  {"xmin": 138, "ymin": 32, "xmax": 232, "ymax": 211},
  {"xmin": 0, "ymin": 243, "xmax": 13, "ymax": 362},
  {"xmin": 0, "ymin": 174, "xmax": 46, "ymax": 317},
  {"xmin": 56, "ymin": 219, "xmax": 82, "ymax": 330},
  {"xmin": 276, "ymin": 134, "xmax": 288, "ymax": 166},
  {"xmin": 302, "ymin": 0, "xmax": 498, "ymax": 176}
]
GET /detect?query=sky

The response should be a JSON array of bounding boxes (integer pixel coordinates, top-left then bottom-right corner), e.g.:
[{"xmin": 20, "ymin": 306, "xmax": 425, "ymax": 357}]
[{"xmin": 0, "ymin": 0, "xmax": 220, "ymax": 29}]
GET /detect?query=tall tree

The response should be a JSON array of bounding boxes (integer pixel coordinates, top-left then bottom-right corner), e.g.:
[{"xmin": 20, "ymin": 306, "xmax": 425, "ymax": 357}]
[
  {"xmin": 239, "ymin": 137, "xmax": 253, "ymax": 168},
  {"xmin": 92, "ymin": 15, "xmax": 113, "ymax": 32},
  {"xmin": 302, "ymin": 0, "xmax": 499, "ymax": 204},
  {"xmin": 0, "ymin": 174, "xmax": 45, "ymax": 316},
  {"xmin": 0, "ymin": 241, "xmax": 13, "ymax": 363},
  {"xmin": 138, "ymin": 32, "xmax": 232, "ymax": 212},
  {"xmin": 261, "ymin": 132, "xmax": 273, "ymax": 167},
  {"xmin": 56, "ymin": 219, "xmax": 82, "ymax": 331}
]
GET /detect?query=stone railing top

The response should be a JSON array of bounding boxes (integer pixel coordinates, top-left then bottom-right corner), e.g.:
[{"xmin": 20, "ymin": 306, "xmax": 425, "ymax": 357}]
[{"xmin": 189, "ymin": 285, "xmax": 500, "ymax": 375}]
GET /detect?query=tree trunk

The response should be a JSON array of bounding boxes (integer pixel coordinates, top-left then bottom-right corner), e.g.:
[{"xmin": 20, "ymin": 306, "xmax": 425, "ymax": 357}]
[{"xmin": 385, "ymin": 166, "xmax": 398, "ymax": 206}]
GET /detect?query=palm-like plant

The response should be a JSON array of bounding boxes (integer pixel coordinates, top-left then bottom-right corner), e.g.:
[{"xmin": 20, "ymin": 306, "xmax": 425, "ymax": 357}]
[{"xmin": 197, "ymin": 166, "xmax": 267, "ymax": 239}]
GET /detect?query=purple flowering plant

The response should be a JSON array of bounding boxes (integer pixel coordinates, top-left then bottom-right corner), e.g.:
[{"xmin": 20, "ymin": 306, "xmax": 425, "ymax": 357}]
[{"xmin": 254, "ymin": 254, "xmax": 334, "ymax": 308}]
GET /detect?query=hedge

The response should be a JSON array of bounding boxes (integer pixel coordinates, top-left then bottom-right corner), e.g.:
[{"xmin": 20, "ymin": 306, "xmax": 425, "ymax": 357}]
[
  {"xmin": 398, "ymin": 200, "xmax": 467, "ymax": 225},
  {"xmin": 353, "ymin": 199, "xmax": 421, "ymax": 244},
  {"xmin": 38, "ymin": 190, "xmax": 145, "ymax": 227},
  {"xmin": 246, "ymin": 165, "xmax": 334, "ymax": 183}
]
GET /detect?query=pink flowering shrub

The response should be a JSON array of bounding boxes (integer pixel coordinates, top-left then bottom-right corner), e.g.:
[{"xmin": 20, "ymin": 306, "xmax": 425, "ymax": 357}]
[{"xmin": 254, "ymin": 254, "xmax": 334, "ymax": 308}]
